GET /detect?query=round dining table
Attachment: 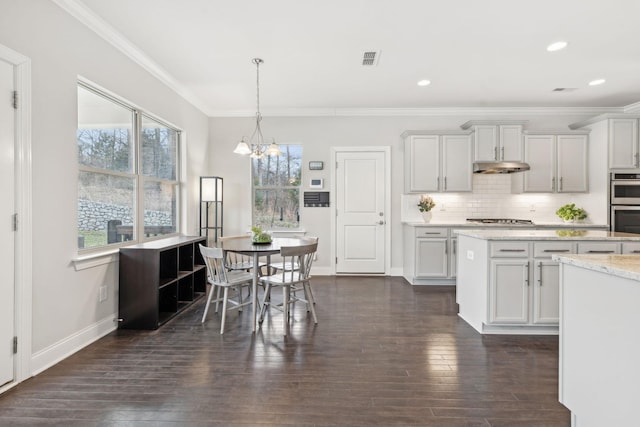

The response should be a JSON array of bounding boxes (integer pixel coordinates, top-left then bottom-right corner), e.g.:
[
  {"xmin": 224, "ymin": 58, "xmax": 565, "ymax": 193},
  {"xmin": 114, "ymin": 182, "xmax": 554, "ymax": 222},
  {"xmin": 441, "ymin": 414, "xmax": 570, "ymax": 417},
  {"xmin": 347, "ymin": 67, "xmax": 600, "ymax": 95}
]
[{"xmin": 219, "ymin": 237, "xmax": 311, "ymax": 332}]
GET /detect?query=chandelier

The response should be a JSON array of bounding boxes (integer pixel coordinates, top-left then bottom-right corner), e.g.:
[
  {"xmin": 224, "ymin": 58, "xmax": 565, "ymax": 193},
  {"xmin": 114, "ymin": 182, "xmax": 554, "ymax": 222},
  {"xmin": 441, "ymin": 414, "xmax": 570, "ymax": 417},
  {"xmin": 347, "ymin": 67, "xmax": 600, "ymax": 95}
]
[{"xmin": 233, "ymin": 58, "xmax": 282, "ymax": 158}]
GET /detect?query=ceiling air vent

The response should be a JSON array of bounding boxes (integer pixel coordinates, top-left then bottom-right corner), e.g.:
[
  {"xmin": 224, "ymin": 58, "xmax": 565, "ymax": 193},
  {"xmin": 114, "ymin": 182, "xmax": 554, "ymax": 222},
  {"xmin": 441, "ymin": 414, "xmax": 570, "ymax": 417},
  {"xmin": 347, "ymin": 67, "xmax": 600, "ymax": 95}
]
[
  {"xmin": 553, "ymin": 87, "xmax": 578, "ymax": 92},
  {"xmin": 362, "ymin": 51, "xmax": 381, "ymax": 66}
]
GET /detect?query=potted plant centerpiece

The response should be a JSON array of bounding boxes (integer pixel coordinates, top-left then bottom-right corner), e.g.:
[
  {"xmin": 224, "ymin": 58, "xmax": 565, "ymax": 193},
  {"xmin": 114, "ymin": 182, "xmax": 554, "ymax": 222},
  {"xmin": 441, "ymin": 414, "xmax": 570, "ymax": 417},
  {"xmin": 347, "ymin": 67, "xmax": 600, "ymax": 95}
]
[
  {"xmin": 251, "ymin": 226, "xmax": 272, "ymax": 244},
  {"xmin": 555, "ymin": 203, "xmax": 587, "ymax": 223},
  {"xmin": 417, "ymin": 194, "xmax": 436, "ymax": 223}
]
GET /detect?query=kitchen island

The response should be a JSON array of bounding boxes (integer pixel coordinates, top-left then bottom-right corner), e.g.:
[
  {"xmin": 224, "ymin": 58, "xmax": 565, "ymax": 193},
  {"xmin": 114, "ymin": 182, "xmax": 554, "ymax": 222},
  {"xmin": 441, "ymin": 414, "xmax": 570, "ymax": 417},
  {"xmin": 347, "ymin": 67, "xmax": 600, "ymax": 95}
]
[
  {"xmin": 455, "ymin": 229, "xmax": 640, "ymax": 334},
  {"xmin": 555, "ymin": 254, "xmax": 640, "ymax": 427}
]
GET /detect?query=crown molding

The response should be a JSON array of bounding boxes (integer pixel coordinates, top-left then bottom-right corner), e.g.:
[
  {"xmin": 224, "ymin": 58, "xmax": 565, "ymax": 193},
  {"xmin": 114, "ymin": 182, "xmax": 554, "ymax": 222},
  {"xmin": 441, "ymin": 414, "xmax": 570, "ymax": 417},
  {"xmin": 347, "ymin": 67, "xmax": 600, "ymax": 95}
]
[
  {"xmin": 208, "ymin": 106, "xmax": 623, "ymax": 118},
  {"xmin": 52, "ymin": 0, "xmax": 210, "ymax": 115},
  {"xmin": 624, "ymin": 101, "xmax": 640, "ymax": 114}
]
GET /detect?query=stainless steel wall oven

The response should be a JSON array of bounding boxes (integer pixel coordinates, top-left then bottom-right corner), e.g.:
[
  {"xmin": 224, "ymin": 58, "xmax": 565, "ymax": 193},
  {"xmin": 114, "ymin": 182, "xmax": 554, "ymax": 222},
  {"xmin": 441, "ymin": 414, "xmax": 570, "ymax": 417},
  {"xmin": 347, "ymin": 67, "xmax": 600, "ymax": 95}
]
[{"xmin": 610, "ymin": 173, "xmax": 640, "ymax": 234}]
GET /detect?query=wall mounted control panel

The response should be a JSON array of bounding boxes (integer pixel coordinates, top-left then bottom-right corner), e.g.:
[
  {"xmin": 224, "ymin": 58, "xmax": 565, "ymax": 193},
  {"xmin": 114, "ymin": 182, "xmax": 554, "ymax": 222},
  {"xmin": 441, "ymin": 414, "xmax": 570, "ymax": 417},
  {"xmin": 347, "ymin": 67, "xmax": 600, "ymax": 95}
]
[
  {"xmin": 304, "ymin": 191, "xmax": 329, "ymax": 207},
  {"xmin": 309, "ymin": 178, "xmax": 324, "ymax": 189}
]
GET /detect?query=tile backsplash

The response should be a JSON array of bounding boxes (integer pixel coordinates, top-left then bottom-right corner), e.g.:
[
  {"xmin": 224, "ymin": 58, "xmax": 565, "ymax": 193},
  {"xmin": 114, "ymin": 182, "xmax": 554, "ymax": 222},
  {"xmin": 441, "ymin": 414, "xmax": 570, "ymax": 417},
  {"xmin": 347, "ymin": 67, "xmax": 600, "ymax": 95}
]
[{"xmin": 401, "ymin": 174, "xmax": 578, "ymax": 223}]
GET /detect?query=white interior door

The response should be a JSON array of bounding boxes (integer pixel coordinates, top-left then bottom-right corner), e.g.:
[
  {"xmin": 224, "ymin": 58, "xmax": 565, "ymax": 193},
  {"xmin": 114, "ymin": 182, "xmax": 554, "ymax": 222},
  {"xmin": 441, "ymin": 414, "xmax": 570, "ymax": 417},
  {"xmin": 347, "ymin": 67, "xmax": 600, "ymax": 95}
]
[
  {"xmin": 336, "ymin": 150, "xmax": 385, "ymax": 273},
  {"xmin": 0, "ymin": 58, "xmax": 15, "ymax": 387}
]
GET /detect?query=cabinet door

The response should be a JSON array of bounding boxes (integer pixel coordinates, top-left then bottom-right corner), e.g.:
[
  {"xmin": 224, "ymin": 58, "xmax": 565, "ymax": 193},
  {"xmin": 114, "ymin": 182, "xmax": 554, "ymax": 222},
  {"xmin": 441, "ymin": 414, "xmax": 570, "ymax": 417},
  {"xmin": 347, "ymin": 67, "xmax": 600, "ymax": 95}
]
[
  {"xmin": 489, "ymin": 259, "xmax": 529, "ymax": 324},
  {"xmin": 449, "ymin": 237, "xmax": 457, "ymax": 278},
  {"xmin": 609, "ymin": 119, "xmax": 638, "ymax": 169},
  {"xmin": 474, "ymin": 125, "xmax": 498, "ymax": 161},
  {"xmin": 405, "ymin": 135, "xmax": 440, "ymax": 193},
  {"xmin": 557, "ymin": 135, "xmax": 588, "ymax": 193},
  {"xmin": 622, "ymin": 242, "xmax": 640, "ymax": 254},
  {"xmin": 415, "ymin": 238, "xmax": 448, "ymax": 278},
  {"xmin": 499, "ymin": 125, "xmax": 523, "ymax": 161},
  {"xmin": 523, "ymin": 135, "xmax": 555, "ymax": 193},
  {"xmin": 442, "ymin": 134, "xmax": 472, "ymax": 192},
  {"xmin": 533, "ymin": 260, "xmax": 560, "ymax": 324}
]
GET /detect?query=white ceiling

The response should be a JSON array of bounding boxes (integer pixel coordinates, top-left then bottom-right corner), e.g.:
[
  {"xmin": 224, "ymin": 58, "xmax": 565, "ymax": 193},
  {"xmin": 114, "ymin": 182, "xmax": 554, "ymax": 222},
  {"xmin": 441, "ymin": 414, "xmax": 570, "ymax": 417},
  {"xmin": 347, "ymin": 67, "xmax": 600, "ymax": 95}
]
[{"xmin": 69, "ymin": 0, "xmax": 640, "ymax": 116}]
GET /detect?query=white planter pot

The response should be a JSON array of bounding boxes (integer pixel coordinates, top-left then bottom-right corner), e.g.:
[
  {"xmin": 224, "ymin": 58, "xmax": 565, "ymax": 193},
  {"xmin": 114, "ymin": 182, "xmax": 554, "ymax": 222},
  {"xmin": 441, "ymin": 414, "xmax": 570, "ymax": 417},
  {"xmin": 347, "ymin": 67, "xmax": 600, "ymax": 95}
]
[{"xmin": 421, "ymin": 211, "xmax": 432, "ymax": 223}]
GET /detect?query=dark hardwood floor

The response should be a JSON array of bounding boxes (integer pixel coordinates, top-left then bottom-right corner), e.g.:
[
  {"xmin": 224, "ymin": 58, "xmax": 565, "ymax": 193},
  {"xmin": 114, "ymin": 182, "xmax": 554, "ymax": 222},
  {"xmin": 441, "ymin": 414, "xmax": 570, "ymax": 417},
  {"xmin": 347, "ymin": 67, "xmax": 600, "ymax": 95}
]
[{"xmin": 0, "ymin": 276, "xmax": 570, "ymax": 426}]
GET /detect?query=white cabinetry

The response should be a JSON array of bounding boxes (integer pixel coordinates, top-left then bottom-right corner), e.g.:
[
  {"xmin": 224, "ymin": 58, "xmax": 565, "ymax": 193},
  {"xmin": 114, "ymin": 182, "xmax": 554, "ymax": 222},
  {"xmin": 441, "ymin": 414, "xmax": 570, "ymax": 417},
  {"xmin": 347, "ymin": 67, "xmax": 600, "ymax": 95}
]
[
  {"xmin": 520, "ymin": 132, "xmax": 588, "ymax": 193},
  {"xmin": 532, "ymin": 242, "xmax": 571, "ymax": 324},
  {"xmin": 460, "ymin": 121, "xmax": 525, "ymax": 161},
  {"xmin": 403, "ymin": 226, "xmax": 456, "ymax": 284},
  {"xmin": 403, "ymin": 132, "xmax": 472, "ymax": 193},
  {"xmin": 490, "ymin": 258, "xmax": 529, "ymax": 324},
  {"xmin": 609, "ymin": 118, "xmax": 639, "ymax": 169}
]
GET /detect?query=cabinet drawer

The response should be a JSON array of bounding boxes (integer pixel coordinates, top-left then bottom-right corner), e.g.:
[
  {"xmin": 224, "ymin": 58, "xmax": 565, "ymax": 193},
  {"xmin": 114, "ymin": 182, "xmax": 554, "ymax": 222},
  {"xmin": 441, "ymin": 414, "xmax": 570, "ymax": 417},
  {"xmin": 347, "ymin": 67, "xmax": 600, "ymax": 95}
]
[
  {"xmin": 577, "ymin": 242, "xmax": 620, "ymax": 254},
  {"xmin": 414, "ymin": 227, "xmax": 448, "ymax": 238},
  {"xmin": 490, "ymin": 241, "xmax": 529, "ymax": 257},
  {"xmin": 533, "ymin": 242, "xmax": 573, "ymax": 258},
  {"xmin": 622, "ymin": 242, "xmax": 640, "ymax": 254}
]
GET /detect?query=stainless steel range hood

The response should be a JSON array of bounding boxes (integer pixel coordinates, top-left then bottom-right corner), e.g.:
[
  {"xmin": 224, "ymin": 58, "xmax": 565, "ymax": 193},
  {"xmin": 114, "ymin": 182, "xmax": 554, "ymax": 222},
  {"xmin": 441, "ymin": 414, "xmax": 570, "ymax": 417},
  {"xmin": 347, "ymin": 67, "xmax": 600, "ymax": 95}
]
[{"xmin": 473, "ymin": 161, "xmax": 530, "ymax": 174}]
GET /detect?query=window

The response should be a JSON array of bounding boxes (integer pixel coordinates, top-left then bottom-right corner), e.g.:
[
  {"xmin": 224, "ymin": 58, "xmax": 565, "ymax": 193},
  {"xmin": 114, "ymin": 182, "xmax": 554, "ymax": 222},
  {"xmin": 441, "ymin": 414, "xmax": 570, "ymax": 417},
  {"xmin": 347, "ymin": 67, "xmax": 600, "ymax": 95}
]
[
  {"xmin": 252, "ymin": 145, "xmax": 302, "ymax": 229},
  {"xmin": 77, "ymin": 83, "xmax": 180, "ymax": 250}
]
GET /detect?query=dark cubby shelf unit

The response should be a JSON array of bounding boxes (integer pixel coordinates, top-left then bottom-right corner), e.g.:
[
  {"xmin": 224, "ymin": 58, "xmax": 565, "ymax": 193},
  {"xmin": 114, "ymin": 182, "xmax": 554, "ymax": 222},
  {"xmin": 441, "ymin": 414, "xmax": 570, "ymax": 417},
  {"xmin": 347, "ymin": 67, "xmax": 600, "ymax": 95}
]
[{"xmin": 119, "ymin": 236, "xmax": 207, "ymax": 330}]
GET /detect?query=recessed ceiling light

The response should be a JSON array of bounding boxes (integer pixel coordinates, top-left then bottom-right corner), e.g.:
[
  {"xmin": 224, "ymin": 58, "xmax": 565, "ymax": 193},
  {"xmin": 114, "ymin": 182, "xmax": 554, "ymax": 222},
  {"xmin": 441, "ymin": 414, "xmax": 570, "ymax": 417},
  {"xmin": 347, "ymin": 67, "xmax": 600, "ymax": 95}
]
[
  {"xmin": 589, "ymin": 78, "xmax": 606, "ymax": 86},
  {"xmin": 547, "ymin": 41, "xmax": 568, "ymax": 52},
  {"xmin": 417, "ymin": 80, "xmax": 431, "ymax": 87}
]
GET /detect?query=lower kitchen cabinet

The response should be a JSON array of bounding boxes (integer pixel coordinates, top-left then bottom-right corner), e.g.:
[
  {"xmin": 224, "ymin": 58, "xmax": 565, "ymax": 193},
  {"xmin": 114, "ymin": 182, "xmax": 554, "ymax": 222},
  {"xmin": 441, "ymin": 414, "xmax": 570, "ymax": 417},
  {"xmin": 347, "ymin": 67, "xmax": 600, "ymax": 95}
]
[
  {"xmin": 489, "ymin": 259, "xmax": 529, "ymax": 324},
  {"xmin": 403, "ymin": 226, "xmax": 456, "ymax": 284},
  {"xmin": 457, "ymin": 233, "xmax": 640, "ymax": 334}
]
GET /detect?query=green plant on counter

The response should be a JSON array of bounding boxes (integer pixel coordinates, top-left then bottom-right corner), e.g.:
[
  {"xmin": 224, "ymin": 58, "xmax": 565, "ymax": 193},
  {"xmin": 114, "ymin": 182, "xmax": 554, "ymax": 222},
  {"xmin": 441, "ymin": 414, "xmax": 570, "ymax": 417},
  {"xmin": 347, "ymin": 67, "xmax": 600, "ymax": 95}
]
[
  {"xmin": 251, "ymin": 226, "xmax": 272, "ymax": 243},
  {"xmin": 556, "ymin": 229, "xmax": 586, "ymax": 237},
  {"xmin": 555, "ymin": 203, "xmax": 587, "ymax": 221}
]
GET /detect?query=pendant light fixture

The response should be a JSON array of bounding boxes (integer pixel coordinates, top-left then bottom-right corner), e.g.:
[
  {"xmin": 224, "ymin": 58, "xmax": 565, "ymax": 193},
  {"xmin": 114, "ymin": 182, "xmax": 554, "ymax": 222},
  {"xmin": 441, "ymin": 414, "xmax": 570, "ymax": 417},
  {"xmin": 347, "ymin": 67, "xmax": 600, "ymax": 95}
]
[{"xmin": 233, "ymin": 58, "xmax": 282, "ymax": 158}]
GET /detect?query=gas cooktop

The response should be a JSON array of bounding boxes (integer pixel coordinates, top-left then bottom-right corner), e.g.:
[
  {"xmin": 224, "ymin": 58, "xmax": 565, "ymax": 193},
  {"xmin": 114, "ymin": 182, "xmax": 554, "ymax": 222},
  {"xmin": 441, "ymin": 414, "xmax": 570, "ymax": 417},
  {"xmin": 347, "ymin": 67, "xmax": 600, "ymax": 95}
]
[{"xmin": 466, "ymin": 218, "xmax": 534, "ymax": 225}]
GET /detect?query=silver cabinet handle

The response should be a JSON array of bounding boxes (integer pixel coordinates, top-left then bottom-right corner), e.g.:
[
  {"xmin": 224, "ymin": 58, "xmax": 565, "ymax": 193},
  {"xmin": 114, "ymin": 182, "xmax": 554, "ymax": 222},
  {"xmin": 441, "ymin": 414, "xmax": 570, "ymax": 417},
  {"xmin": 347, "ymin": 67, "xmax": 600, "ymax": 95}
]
[
  {"xmin": 636, "ymin": 152, "xmax": 639, "ymax": 167},
  {"xmin": 453, "ymin": 240, "xmax": 457, "ymax": 255},
  {"xmin": 587, "ymin": 250, "xmax": 615, "ymax": 254},
  {"xmin": 524, "ymin": 262, "xmax": 529, "ymax": 286},
  {"xmin": 423, "ymin": 232, "xmax": 442, "ymax": 235},
  {"xmin": 445, "ymin": 242, "xmax": 448, "ymax": 255},
  {"xmin": 543, "ymin": 249, "xmax": 570, "ymax": 253},
  {"xmin": 501, "ymin": 146, "xmax": 505, "ymax": 160},
  {"xmin": 499, "ymin": 249, "xmax": 526, "ymax": 252},
  {"xmin": 630, "ymin": 250, "xmax": 640, "ymax": 254},
  {"xmin": 552, "ymin": 177, "xmax": 555, "ymax": 191},
  {"xmin": 559, "ymin": 177, "xmax": 563, "ymax": 191},
  {"xmin": 537, "ymin": 262, "xmax": 542, "ymax": 286},
  {"xmin": 437, "ymin": 176, "xmax": 440, "ymax": 191},
  {"xmin": 444, "ymin": 176, "xmax": 447, "ymax": 191},
  {"xmin": 494, "ymin": 146, "xmax": 498, "ymax": 160}
]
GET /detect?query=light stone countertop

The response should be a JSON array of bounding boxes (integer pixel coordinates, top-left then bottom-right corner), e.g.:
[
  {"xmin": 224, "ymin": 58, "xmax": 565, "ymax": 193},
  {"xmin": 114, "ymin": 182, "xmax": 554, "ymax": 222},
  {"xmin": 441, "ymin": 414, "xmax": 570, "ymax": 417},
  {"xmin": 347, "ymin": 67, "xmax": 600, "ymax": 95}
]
[
  {"xmin": 454, "ymin": 229, "xmax": 640, "ymax": 240},
  {"xmin": 553, "ymin": 254, "xmax": 640, "ymax": 282},
  {"xmin": 403, "ymin": 220, "xmax": 608, "ymax": 229}
]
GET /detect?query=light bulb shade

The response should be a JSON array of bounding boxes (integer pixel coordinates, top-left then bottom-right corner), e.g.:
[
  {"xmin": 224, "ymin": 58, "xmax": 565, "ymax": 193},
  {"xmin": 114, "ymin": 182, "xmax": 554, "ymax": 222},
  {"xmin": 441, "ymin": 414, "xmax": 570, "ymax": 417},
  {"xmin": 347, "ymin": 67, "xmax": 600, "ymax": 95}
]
[
  {"xmin": 265, "ymin": 141, "xmax": 282, "ymax": 157},
  {"xmin": 233, "ymin": 140, "xmax": 252, "ymax": 155},
  {"xmin": 201, "ymin": 177, "xmax": 222, "ymax": 202}
]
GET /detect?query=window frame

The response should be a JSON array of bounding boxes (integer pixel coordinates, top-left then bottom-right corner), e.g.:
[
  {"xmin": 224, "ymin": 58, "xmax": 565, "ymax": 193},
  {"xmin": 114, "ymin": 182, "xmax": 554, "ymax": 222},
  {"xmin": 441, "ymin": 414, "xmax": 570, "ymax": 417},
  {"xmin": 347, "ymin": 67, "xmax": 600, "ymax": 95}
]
[
  {"xmin": 251, "ymin": 144, "xmax": 303, "ymax": 230},
  {"xmin": 77, "ymin": 81, "xmax": 182, "ymax": 253}
]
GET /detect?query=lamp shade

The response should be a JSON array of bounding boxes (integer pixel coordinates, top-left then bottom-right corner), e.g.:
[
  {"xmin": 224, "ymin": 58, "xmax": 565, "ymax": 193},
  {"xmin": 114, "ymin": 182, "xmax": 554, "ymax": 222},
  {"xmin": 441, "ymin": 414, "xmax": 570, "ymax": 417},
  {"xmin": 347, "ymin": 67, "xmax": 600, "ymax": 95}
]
[
  {"xmin": 201, "ymin": 177, "xmax": 222, "ymax": 202},
  {"xmin": 233, "ymin": 140, "xmax": 252, "ymax": 155}
]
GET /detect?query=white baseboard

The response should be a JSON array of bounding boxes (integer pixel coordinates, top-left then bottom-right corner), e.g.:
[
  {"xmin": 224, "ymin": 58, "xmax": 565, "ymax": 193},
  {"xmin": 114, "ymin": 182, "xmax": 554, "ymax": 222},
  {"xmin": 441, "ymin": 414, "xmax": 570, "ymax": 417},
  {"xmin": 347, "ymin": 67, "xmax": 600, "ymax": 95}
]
[
  {"xmin": 31, "ymin": 316, "xmax": 117, "ymax": 376},
  {"xmin": 311, "ymin": 267, "xmax": 405, "ymax": 276}
]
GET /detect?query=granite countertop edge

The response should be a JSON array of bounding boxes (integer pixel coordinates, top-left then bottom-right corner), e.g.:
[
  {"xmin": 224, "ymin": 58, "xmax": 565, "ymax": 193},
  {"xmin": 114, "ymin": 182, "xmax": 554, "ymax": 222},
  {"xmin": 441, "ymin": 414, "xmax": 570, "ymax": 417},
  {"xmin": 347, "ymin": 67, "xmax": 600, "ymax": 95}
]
[
  {"xmin": 403, "ymin": 221, "xmax": 608, "ymax": 228},
  {"xmin": 553, "ymin": 254, "xmax": 640, "ymax": 281},
  {"xmin": 454, "ymin": 229, "xmax": 640, "ymax": 240}
]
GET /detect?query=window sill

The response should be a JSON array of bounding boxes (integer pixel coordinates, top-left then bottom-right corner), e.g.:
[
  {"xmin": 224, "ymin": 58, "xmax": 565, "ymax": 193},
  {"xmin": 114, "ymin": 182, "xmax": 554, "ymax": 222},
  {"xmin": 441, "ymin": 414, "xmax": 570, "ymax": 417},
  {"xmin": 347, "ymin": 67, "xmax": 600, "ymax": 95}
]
[
  {"xmin": 72, "ymin": 249, "xmax": 119, "ymax": 271},
  {"xmin": 267, "ymin": 229, "xmax": 307, "ymax": 237}
]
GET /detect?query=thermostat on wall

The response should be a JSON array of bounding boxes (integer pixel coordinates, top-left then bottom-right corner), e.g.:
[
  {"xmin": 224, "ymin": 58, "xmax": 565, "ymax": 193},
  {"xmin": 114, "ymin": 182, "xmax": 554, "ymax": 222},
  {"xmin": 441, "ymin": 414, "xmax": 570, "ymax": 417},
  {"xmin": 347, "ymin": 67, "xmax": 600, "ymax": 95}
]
[{"xmin": 309, "ymin": 178, "xmax": 324, "ymax": 189}]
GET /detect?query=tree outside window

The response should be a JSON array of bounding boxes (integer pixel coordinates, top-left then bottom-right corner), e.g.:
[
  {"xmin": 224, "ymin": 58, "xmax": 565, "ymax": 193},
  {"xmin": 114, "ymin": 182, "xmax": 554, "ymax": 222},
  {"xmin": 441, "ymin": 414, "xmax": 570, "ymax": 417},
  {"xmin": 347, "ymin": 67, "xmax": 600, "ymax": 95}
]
[{"xmin": 252, "ymin": 145, "xmax": 302, "ymax": 229}]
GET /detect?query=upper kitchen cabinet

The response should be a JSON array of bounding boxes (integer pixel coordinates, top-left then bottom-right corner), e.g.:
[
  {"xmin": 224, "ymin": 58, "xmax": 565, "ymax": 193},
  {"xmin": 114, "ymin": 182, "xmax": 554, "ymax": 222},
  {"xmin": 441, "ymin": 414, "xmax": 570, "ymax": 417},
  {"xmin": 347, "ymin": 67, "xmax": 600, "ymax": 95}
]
[
  {"xmin": 403, "ymin": 131, "xmax": 472, "ymax": 193},
  {"xmin": 460, "ymin": 121, "xmax": 527, "ymax": 162},
  {"xmin": 569, "ymin": 114, "xmax": 640, "ymax": 171},
  {"xmin": 516, "ymin": 132, "xmax": 588, "ymax": 193},
  {"xmin": 609, "ymin": 118, "xmax": 639, "ymax": 169}
]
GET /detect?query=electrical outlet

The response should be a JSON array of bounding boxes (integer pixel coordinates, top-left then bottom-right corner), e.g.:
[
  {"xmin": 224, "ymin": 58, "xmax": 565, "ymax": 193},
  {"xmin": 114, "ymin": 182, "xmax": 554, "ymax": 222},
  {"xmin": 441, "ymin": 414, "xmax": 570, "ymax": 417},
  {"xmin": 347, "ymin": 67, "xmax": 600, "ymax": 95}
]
[
  {"xmin": 99, "ymin": 286, "xmax": 107, "ymax": 302},
  {"xmin": 529, "ymin": 204, "xmax": 536, "ymax": 212},
  {"xmin": 466, "ymin": 250, "xmax": 474, "ymax": 260}
]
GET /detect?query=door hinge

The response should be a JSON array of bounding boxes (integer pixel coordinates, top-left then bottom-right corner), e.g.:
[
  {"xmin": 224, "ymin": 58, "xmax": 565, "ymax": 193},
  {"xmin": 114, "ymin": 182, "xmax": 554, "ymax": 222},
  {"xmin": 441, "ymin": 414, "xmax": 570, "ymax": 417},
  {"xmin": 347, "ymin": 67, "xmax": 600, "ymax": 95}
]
[
  {"xmin": 13, "ymin": 336, "xmax": 17, "ymax": 354},
  {"xmin": 12, "ymin": 213, "xmax": 18, "ymax": 231},
  {"xmin": 12, "ymin": 91, "xmax": 18, "ymax": 109}
]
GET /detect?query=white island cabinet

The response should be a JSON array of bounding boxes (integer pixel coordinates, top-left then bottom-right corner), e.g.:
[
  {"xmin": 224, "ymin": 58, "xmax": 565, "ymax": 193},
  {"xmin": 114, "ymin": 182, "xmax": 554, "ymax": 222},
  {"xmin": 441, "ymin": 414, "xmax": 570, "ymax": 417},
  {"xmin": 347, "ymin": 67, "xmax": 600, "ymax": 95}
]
[
  {"xmin": 455, "ymin": 229, "xmax": 640, "ymax": 334},
  {"xmin": 555, "ymin": 254, "xmax": 640, "ymax": 427}
]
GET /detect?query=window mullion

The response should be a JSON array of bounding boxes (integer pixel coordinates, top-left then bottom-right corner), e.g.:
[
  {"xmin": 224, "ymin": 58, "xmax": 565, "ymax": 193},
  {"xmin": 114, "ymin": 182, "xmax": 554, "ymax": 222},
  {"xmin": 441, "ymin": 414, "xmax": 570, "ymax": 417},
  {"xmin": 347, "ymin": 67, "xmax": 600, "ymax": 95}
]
[{"xmin": 134, "ymin": 110, "xmax": 143, "ymax": 243}]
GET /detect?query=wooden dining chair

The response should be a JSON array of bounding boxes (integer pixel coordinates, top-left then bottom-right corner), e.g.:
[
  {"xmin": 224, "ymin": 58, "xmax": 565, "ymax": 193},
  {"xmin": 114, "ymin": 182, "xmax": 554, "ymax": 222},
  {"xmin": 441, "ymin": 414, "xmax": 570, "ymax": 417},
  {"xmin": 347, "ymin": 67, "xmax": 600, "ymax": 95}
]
[
  {"xmin": 269, "ymin": 237, "xmax": 318, "ymax": 304},
  {"xmin": 258, "ymin": 242, "xmax": 318, "ymax": 335},
  {"xmin": 219, "ymin": 234, "xmax": 255, "ymax": 271},
  {"xmin": 199, "ymin": 244, "xmax": 253, "ymax": 334}
]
